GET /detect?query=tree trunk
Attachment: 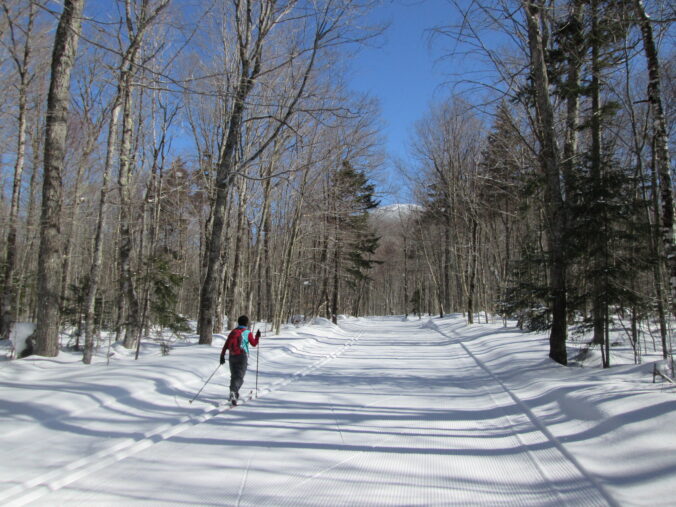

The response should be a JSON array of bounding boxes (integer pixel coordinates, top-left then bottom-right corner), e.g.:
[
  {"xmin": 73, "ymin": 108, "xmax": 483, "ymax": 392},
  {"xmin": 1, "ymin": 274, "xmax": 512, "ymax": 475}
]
[
  {"xmin": 414, "ymin": 215, "xmax": 444, "ymax": 319},
  {"xmin": 274, "ymin": 174, "xmax": 308, "ymax": 333},
  {"xmin": 634, "ymin": 0, "xmax": 675, "ymax": 316},
  {"xmin": 1, "ymin": 78, "xmax": 29, "ymax": 340},
  {"xmin": 1, "ymin": 2, "xmax": 37, "ymax": 339},
  {"xmin": 137, "ymin": 117, "xmax": 167, "ymax": 358},
  {"xmin": 314, "ymin": 229, "xmax": 330, "ymax": 320},
  {"xmin": 248, "ymin": 143, "xmax": 282, "ymax": 318},
  {"xmin": 561, "ymin": 0, "xmax": 583, "ymax": 196},
  {"xmin": 214, "ymin": 195, "xmax": 235, "ymax": 334},
  {"xmin": 263, "ymin": 210, "xmax": 273, "ymax": 322},
  {"xmin": 83, "ymin": 103, "xmax": 120, "ymax": 364},
  {"xmin": 20, "ymin": 102, "xmax": 45, "ymax": 322},
  {"xmin": 403, "ymin": 232, "xmax": 409, "ymax": 316},
  {"xmin": 252, "ymin": 176, "xmax": 272, "ymax": 318},
  {"xmin": 118, "ymin": 77, "xmax": 141, "ymax": 349},
  {"xmin": 198, "ymin": 71, "xmax": 254, "ymax": 344},
  {"xmin": 590, "ymin": 0, "xmax": 605, "ymax": 348},
  {"xmin": 199, "ymin": 179, "xmax": 230, "ymax": 344},
  {"xmin": 60, "ymin": 132, "xmax": 98, "ymax": 315},
  {"xmin": 34, "ymin": 0, "xmax": 85, "ymax": 357},
  {"xmin": 332, "ymin": 238, "xmax": 340, "ymax": 325},
  {"xmin": 197, "ymin": 0, "xmax": 321, "ymax": 343},
  {"xmin": 524, "ymin": 0, "xmax": 568, "ymax": 365},
  {"xmin": 467, "ymin": 218, "xmax": 479, "ymax": 324},
  {"xmin": 443, "ymin": 217, "xmax": 452, "ymax": 312},
  {"xmin": 650, "ymin": 140, "xmax": 670, "ymax": 359},
  {"xmin": 224, "ymin": 181, "xmax": 249, "ymax": 326},
  {"xmin": 197, "ymin": 186, "xmax": 216, "ymax": 336}
]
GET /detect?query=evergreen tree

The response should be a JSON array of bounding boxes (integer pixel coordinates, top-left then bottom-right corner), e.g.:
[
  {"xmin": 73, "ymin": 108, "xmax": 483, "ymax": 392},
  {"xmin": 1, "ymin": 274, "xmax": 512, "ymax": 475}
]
[
  {"xmin": 560, "ymin": 0, "xmax": 633, "ymax": 366},
  {"xmin": 327, "ymin": 161, "xmax": 380, "ymax": 322},
  {"xmin": 567, "ymin": 150, "xmax": 652, "ymax": 366},
  {"xmin": 480, "ymin": 101, "xmax": 536, "ymax": 321},
  {"xmin": 501, "ymin": 233, "xmax": 551, "ymax": 331},
  {"xmin": 141, "ymin": 250, "xmax": 190, "ymax": 336}
]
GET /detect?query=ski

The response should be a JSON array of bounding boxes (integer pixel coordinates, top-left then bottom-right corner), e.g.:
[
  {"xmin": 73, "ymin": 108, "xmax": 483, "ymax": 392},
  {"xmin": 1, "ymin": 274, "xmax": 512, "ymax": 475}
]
[{"xmin": 229, "ymin": 389, "xmax": 255, "ymax": 408}]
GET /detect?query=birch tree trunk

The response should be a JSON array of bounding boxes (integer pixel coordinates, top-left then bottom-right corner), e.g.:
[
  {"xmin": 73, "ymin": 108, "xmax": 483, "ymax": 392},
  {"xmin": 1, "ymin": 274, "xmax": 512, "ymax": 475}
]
[
  {"xmin": 650, "ymin": 143, "xmax": 670, "ymax": 359},
  {"xmin": 634, "ymin": 0, "xmax": 675, "ymax": 316},
  {"xmin": 118, "ymin": 75, "xmax": 142, "ymax": 349},
  {"xmin": 34, "ymin": 0, "xmax": 85, "ymax": 357},
  {"xmin": 83, "ymin": 104, "xmax": 120, "ymax": 364}
]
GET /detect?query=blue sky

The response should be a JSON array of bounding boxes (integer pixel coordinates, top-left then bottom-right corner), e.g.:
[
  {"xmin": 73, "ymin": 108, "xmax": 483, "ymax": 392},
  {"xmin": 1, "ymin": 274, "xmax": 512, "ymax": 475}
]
[{"xmin": 347, "ymin": 0, "xmax": 460, "ymax": 202}]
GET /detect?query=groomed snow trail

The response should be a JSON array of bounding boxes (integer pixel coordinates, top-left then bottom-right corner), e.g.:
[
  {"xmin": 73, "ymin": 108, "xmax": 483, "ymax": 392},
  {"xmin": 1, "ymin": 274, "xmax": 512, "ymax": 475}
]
[{"xmin": 4, "ymin": 316, "xmax": 623, "ymax": 506}]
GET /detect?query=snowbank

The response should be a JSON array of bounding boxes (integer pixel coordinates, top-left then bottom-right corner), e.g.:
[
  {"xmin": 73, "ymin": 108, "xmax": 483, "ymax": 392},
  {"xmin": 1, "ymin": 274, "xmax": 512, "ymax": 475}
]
[
  {"xmin": 9, "ymin": 322, "xmax": 36, "ymax": 358},
  {"xmin": 0, "ymin": 316, "xmax": 674, "ymax": 506}
]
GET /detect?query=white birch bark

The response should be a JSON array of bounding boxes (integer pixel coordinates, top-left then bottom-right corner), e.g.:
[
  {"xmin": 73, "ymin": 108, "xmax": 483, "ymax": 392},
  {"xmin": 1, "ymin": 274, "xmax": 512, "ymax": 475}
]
[{"xmin": 634, "ymin": 0, "xmax": 675, "ymax": 316}]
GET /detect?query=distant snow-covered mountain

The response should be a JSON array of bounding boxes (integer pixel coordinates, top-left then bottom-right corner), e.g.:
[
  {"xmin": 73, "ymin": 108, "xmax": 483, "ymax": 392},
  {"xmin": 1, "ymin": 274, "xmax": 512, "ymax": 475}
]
[{"xmin": 370, "ymin": 203, "xmax": 421, "ymax": 222}]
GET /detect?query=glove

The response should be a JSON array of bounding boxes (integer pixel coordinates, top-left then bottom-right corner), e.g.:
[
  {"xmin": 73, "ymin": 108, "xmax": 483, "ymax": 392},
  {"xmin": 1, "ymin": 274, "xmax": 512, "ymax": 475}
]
[
  {"xmin": 219, "ymin": 356, "xmax": 225, "ymax": 365},
  {"xmin": 255, "ymin": 330, "xmax": 261, "ymax": 339}
]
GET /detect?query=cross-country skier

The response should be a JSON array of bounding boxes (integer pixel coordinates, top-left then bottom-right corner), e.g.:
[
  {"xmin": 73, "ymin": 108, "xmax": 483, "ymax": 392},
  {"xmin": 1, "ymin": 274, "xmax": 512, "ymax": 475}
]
[{"xmin": 220, "ymin": 315, "xmax": 260, "ymax": 406}]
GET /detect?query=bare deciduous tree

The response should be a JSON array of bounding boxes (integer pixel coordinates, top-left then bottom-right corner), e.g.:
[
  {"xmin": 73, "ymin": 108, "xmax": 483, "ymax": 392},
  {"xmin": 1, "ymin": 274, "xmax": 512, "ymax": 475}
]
[
  {"xmin": 198, "ymin": 0, "xmax": 377, "ymax": 344},
  {"xmin": 634, "ymin": 0, "xmax": 675, "ymax": 317},
  {"xmin": 34, "ymin": 0, "xmax": 85, "ymax": 357},
  {"xmin": 523, "ymin": 0, "xmax": 568, "ymax": 365},
  {"xmin": 0, "ymin": 0, "xmax": 40, "ymax": 340}
]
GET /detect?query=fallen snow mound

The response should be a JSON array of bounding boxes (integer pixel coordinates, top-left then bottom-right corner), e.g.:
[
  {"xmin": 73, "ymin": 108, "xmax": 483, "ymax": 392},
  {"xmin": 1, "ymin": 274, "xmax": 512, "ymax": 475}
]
[{"xmin": 9, "ymin": 322, "xmax": 36, "ymax": 358}]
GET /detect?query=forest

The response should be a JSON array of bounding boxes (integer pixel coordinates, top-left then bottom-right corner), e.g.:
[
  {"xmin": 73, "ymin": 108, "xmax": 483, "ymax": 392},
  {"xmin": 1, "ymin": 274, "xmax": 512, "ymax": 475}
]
[{"xmin": 0, "ymin": 0, "xmax": 673, "ymax": 370}]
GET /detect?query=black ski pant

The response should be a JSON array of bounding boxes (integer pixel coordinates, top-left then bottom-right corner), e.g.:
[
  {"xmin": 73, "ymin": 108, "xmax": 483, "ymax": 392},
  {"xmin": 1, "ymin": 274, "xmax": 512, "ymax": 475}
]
[{"xmin": 228, "ymin": 353, "xmax": 248, "ymax": 397}]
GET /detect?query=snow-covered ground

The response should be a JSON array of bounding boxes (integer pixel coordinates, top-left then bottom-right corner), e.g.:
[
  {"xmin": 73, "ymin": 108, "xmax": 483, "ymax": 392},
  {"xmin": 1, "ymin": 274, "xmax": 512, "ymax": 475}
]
[{"xmin": 0, "ymin": 315, "xmax": 674, "ymax": 506}]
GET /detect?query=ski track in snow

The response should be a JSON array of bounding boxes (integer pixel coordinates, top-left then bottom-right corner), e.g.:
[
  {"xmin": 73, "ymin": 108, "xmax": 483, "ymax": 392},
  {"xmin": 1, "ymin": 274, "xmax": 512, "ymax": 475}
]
[
  {"xmin": 1, "ymin": 316, "xmax": 674, "ymax": 506},
  {"xmin": 242, "ymin": 319, "xmax": 611, "ymax": 507},
  {"xmin": 0, "ymin": 332, "xmax": 363, "ymax": 506},
  {"xmin": 435, "ymin": 320, "xmax": 618, "ymax": 506}
]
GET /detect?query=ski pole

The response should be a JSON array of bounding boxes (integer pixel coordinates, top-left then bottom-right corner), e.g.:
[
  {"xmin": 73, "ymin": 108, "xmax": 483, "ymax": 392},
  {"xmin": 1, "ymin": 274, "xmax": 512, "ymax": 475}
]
[
  {"xmin": 255, "ymin": 325, "xmax": 260, "ymax": 396},
  {"xmin": 189, "ymin": 364, "xmax": 221, "ymax": 404}
]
